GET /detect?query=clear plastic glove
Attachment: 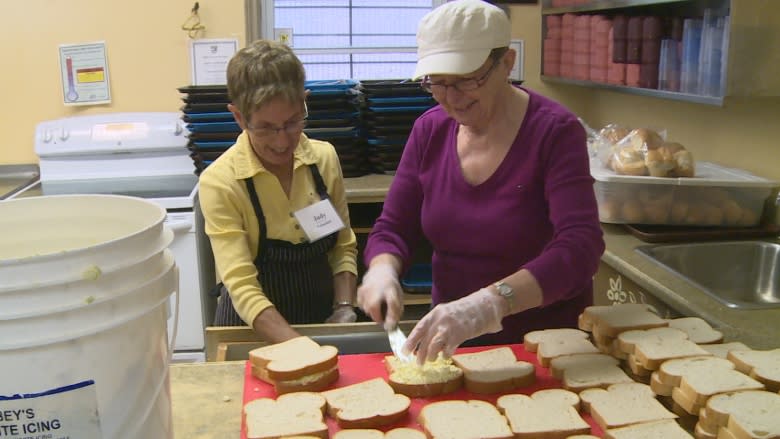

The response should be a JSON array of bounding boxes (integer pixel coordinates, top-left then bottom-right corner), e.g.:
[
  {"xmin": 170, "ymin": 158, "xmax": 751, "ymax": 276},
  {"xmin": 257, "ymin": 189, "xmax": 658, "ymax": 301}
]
[
  {"xmin": 325, "ymin": 306, "xmax": 357, "ymax": 323},
  {"xmin": 404, "ymin": 288, "xmax": 506, "ymax": 365},
  {"xmin": 357, "ymin": 263, "xmax": 403, "ymax": 331}
]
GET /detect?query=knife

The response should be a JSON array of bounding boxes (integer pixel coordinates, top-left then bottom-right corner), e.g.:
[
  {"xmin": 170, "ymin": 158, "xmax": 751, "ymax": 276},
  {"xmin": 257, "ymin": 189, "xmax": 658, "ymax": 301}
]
[
  {"xmin": 387, "ymin": 325, "xmax": 414, "ymax": 363},
  {"xmin": 382, "ymin": 303, "xmax": 413, "ymax": 363}
]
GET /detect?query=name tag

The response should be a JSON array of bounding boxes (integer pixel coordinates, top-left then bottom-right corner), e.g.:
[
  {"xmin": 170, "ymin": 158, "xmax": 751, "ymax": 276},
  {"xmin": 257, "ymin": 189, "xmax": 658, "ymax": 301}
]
[{"xmin": 293, "ymin": 199, "xmax": 346, "ymax": 242}]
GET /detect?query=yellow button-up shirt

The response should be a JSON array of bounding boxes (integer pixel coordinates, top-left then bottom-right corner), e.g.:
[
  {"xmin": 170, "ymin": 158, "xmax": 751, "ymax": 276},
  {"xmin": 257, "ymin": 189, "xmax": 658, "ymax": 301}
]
[{"xmin": 198, "ymin": 132, "xmax": 358, "ymax": 325}]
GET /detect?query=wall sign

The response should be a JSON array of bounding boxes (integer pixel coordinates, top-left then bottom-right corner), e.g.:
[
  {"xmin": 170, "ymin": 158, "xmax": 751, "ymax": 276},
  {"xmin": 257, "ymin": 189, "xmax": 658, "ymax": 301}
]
[{"xmin": 58, "ymin": 41, "xmax": 111, "ymax": 106}]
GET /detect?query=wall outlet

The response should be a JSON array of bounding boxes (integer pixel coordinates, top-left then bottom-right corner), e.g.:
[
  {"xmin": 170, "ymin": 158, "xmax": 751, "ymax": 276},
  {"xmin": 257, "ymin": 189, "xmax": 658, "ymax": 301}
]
[
  {"xmin": 510, "ymin": 39, "xmax": 524, "ymax": 82},
  {"xmin": 274, "ymin": 28, "xmax": 293, "ymax": 46}
]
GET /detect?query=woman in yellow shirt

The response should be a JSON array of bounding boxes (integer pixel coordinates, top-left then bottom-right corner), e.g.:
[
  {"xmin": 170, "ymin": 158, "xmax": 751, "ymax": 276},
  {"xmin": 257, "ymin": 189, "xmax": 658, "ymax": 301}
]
[{"xmin": 199, "ymin": 40, "xmax": 358, "ymax": 343}]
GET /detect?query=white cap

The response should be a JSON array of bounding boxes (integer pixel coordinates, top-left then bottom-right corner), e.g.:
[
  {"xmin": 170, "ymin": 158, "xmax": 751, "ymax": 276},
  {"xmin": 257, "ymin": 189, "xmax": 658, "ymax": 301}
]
[{"xmin": 413, "ymin": 0, "xmax": 511, "ymax": 80}]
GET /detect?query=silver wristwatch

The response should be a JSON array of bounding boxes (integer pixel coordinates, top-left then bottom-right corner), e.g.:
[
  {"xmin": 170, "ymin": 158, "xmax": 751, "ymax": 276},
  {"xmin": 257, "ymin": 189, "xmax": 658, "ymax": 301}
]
[{"xmin": 493, "ymin": 281, "xmax": 514, "ymax": 313}]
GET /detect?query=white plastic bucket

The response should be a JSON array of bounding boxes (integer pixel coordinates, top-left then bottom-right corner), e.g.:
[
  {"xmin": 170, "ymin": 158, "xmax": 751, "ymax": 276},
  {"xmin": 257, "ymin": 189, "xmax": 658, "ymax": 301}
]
[{"xmin": 0, "ymin": 194, "xmax": 177, "ymax": 439}]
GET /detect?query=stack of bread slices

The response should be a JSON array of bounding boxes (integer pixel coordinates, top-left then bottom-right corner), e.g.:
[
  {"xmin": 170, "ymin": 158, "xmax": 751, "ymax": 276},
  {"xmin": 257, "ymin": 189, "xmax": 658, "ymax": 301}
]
[{"xmin": 242, "ymin": 305, "xmax": 778, "ymax": 438}]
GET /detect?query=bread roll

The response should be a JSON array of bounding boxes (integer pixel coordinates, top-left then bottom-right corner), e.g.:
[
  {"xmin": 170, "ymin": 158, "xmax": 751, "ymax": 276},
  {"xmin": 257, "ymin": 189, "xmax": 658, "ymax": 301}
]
[
  {"xmin": 624, "ymin": 128, "xmax": 664, "ymax": 152},
  {"xmin": 621, "ymin": 199, "xmax": 644, "ymax": 223},
  {"xmin": 645, "ymin": 146, "xmax": 676, "ymax": 177},
  {"xmin": 599, "ymin": 125, "xmax": 632, "ymax": 145},
  {"xmin": 612, "ymin": 148, "xmax": 647, "ymax": 175}
]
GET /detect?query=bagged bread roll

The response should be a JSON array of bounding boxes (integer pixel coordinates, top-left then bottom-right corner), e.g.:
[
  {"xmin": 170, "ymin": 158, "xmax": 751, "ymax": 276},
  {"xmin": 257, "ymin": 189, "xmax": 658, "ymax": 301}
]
[{"xmin": 611, "ymin": 148, "xmax": 647, "ymax": 176}]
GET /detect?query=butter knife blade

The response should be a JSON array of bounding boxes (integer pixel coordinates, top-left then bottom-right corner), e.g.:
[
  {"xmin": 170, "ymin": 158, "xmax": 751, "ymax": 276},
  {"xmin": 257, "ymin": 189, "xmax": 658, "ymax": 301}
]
[{"xmin": 387, "ymin": 326, "xmax": 413, "ymax": 363}]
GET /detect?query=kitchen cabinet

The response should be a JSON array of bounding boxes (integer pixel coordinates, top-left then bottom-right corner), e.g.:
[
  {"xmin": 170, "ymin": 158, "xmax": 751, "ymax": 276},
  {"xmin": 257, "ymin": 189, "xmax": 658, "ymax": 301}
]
[{"xmin": 540, "ymin": 0, "xmax": 780, "ymax": 105}]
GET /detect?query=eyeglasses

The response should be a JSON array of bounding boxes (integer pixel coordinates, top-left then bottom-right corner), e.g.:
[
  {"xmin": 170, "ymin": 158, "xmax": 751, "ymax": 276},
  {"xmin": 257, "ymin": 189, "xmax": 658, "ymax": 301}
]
[
  {"xmin": 421, "ymin": 58, "xmax": 501, "ymax": 94},
  {"xmin": 244, "ymin": 103, "xmax": 308, "ymax": 138}
]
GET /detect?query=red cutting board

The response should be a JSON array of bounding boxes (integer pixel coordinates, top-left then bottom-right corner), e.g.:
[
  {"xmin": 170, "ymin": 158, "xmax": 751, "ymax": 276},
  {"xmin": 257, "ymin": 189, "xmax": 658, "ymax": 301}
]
[{"xmin": 241, "ymin": 343, "xmax": 605, "ymax": 438}]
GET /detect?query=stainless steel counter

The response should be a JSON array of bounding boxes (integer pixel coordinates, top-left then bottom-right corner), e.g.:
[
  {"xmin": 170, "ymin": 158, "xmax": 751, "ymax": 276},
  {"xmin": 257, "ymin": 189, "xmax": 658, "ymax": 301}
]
[
  {"xmin": 0, "ymin": 164, "xmax": 38, "ymax": 199},
  {"xmin": 600, "ymin": 223, "xmax": 780, "ymax": 349}
]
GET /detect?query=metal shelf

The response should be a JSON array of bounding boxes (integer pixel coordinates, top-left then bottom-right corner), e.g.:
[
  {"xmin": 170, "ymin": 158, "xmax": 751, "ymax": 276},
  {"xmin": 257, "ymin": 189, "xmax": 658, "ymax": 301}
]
[
  {"xmin": 541, "ymin": 76, "xmax": 725, "ymax": 106},
  {"xmin": 542, "ymin": 0, "xmax": 690, "ymax": 15}
]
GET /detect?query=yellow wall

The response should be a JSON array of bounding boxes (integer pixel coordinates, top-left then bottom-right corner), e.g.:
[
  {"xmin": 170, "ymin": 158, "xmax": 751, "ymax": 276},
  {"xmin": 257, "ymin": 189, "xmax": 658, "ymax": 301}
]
[
  {"xmin": 1, "ymin": 0, "xmax": 244, "ymax": 165},
  {"xmin": 2, "ymin": 2, "xmax": 778, "ymax": 186},
  {"xmin": 509, "ymin": 4, "xmax": 780, "ymax": 183}
]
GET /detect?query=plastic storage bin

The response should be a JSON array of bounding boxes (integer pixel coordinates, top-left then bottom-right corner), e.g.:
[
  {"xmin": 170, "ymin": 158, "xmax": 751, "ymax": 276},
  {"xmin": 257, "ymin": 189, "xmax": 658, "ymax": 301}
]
[{"xmin": 591, "ymin": 159, "xmax": 778, "ymax": 226}]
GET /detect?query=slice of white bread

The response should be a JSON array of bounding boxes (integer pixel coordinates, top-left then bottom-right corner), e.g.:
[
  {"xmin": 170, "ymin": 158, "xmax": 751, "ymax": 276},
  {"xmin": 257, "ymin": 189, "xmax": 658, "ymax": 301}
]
[
  {"xmin": 384, "ymin": 355, "xmax": 463, "ymax": 398},
  {"xmin": 418, "ymin": 399, "xmax": 513, "ymax": 439},
  {"xmin": 727, "ymin": 349, "xmax": 780, "ymax": 392},
  {"xmin": 320, "ymin": 377, "xmax": 411, "ymax": 429},
  {"xmin": 450, "ymin": 347, "xmax": 536, "ymax": 394},
  {"xmin": 698, "ymin": 342, "xmax": 751, "ymax": 359},
  {"xmin": 604, "ymin": 419, "xmax": 693, "ymax": 439},
  {"xmin": 550, "ymin": 353, "xmax": 634, "ymax": 392},
  {"xmin": 249, "ymin": 336, "xmax": 339, "ymax": 394},
  {"xmin": 700, "ymin": 390, "xmax": 780, "ymax": 439},
  {"xmin": 496, "ymin": 389, "xmax": 591, "ymax": 439},
  {"xmin": 657, "ymin": 356, "xmax": 763, "ymax": 406},
  {"xmin": 649, "ymin": 371, "xmax": 674, "ymax": 397},
  {"xmin": 667, "ymin": 317, "xmax": 723, "ymax": 344},
  {"xmin": 332, "ymin": 428, "xmax": 426, "ymax": 439},
  {"xmin": 524, "ymin": 328, "xmax": 600, "ymax": 367},
  {"xmin": 580, "ymin": 304, "xmax": 668, "ymax": 339},
  {"xmin": 243, "ymin": 392, "xmax": 328, "ymax": 439},
  {"xmin": 579, "ymin": 382, "xmax": 677, "ymax": 430},
  {"xmin": 617, "ymin": 327, "xmax": 710, "ymax": 370}
]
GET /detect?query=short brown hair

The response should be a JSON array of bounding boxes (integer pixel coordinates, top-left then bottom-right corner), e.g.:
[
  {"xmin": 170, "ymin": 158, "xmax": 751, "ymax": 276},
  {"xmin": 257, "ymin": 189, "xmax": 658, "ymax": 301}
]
[{"xmin": 226, "ymin": 40, "xmax": 306, "ymax": 119}]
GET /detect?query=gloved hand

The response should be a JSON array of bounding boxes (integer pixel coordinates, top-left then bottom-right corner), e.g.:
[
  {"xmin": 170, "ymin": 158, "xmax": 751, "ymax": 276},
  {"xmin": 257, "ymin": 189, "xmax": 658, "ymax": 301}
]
[
  {"xmin": 325, "ymin": 305, "xmax": 357, "ymax": 323},
  {"xmin": 357, "ymin": 263, "xmax": 404, "ymax": 331},
  {"xmin": 404, "ymin": 287, "xmax": 506, "ymax": 365}
]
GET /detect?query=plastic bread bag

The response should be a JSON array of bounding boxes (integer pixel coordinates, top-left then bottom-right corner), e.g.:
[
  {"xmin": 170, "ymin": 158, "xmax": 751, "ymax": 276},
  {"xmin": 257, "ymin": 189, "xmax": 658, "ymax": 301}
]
[
  {"xmin": 594, "ymin": 123, "xmax": 633, "ymax": 169},
  {"xmin": 578, "ymin": 117, "xmax": 601, "ymax": 159},
  {"xmin": 611, "ymin": 127, "xmax": 690, "ymax": 177}
]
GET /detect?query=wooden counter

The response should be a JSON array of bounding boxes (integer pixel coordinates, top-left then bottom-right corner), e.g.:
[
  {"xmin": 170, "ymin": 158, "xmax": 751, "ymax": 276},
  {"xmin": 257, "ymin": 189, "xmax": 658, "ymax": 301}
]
[
  {"xmin": 344, "ymin": 174, "xmax": 393, "ymax": 203},
  {"xmin": 171, "ymin": 361, "xmax": 244, "ymax": 438}
]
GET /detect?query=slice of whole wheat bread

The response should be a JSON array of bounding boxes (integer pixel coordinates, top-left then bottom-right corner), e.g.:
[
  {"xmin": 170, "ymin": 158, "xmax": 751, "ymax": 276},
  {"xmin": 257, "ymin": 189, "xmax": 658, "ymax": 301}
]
[
  {"xmin": 418, "ymin": 399, "xmax": 513, "ymax": 439},
  {"xmin": 320, "ymin": 377, "xmax": 411, "ymax": 429},
  {"xmin": 450, "ymin": 347, "xmax": 536, "ymax": 394},
  {"xmin": 496, "ymin": 389, "xmax": 591, "ymax": 439},
  {"xmin": 243, "ymin": 392, "xmax": 328, "ymax": 439},
  {"xmin": 384, "ymin": 355, "xmax": 463, "ymax": 398}
]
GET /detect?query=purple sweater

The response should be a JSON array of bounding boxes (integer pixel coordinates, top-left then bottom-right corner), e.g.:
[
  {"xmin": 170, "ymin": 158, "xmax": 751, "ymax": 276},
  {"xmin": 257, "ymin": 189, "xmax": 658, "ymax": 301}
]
[{"xmin": 364, "ymin": 87, "xmax": 605, "ymax": 345}]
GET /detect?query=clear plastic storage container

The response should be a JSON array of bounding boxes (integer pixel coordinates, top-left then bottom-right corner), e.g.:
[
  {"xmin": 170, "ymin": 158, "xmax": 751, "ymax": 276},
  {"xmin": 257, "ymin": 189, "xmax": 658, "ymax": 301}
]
[{"xmin": 591, "ymin": 159, "xmax": 778, "ymax": 226}]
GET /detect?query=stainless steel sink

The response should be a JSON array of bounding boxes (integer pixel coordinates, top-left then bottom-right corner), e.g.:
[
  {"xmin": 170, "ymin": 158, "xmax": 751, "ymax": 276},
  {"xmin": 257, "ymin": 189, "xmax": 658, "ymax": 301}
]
[{"xmin": 636, "ymin": 241, "xmax": 780, "ymax": 309}]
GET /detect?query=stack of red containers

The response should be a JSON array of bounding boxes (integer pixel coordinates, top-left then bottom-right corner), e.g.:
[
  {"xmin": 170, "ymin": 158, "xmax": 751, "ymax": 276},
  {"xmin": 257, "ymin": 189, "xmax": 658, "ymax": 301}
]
[
  {"xmin": 560, "ymin": 13, "xmax": 576, "ymax": 78},
  {"xmin": 625, "ymin": 16, "xmax": 643, "ymax": 86},
  {"xmin": 543, "ymin": 15, "xmax": 562, "ymax": 77},
  {"xmin": 639, "ymin": 16, "xmax": 663, "ymax": 89},
  {"xmin": 607, "ymin": 26, "xmax": 626, "ymax": 85},
  {"xmin": 572, "ymin": 15, "xmax": 591, "ymax": 80},
  {"xmin": 589, "ymin": 15, "xmax": 611, "ymax": 83}
]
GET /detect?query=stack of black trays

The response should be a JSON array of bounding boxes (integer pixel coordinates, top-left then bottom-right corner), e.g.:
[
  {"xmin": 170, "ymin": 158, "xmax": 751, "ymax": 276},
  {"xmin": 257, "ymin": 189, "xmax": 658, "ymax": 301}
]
[
  {"xmin": 178, "ymin": 85, "xmax": 239, "ymax": 176},
  {"xmin": 304, "ymin": 80, "xmax": 366, "ymax": 178},
  {"xmin": 360, "ymin": 80, "xmax": 436, "ymax": 174}
]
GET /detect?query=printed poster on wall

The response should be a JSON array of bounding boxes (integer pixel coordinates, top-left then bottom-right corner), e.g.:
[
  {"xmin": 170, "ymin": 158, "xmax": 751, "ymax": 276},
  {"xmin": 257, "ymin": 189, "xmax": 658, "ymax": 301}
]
[
  {"xmin": 58, "ymin": 41, "xmax": 112, "ymax": 106},
  {"xmin": 189, "ymin": 38, "xmax": 239, "ymax": 85}
]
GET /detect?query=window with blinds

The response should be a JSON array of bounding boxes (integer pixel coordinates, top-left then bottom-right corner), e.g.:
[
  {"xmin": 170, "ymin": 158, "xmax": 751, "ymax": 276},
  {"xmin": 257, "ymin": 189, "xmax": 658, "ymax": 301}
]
[{"xmin": 252, "ymin": 1, "xmax": 445, "ymax": 80}]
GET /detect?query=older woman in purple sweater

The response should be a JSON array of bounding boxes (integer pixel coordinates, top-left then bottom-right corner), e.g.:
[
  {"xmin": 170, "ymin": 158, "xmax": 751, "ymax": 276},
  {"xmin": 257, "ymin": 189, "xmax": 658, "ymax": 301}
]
[{"xmin": 357, "ymin": 0, "xmax": 604, "ymax": 364}]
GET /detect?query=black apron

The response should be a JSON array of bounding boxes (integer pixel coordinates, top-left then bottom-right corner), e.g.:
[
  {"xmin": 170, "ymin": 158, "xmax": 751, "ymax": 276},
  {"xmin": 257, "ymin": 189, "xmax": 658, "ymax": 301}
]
[{"xmin": 214, "ymin": 164, "xmax": 338, "ymax": 326}]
